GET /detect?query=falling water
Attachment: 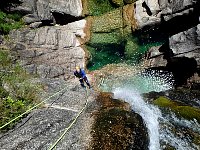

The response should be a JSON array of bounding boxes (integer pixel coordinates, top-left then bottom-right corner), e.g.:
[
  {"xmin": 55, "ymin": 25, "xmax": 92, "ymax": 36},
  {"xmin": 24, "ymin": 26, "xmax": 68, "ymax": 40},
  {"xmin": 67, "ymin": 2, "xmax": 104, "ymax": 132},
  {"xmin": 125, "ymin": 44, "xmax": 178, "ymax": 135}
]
[
  {"xmin": 114, "ymin": 87, "xmax": 161, "ymax": 150},
  {"xmin": 100, "ymin": 69, "xmax": 200, "ymax": 150}
]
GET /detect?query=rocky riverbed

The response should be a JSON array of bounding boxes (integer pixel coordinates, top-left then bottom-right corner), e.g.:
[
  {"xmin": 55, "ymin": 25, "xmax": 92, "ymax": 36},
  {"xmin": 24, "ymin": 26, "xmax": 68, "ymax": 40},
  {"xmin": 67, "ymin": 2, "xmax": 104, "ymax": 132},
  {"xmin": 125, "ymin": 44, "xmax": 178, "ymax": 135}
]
[{"xmin": 0, "ymin": 0, "xmax": 200, "ymax": 149}]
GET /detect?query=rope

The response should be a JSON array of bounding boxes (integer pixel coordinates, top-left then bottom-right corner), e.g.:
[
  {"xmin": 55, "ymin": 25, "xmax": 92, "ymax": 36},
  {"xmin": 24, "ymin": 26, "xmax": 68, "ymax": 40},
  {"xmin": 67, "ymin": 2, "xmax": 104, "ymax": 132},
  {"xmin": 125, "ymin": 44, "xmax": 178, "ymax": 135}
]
[
  {"xmin": 48, "ymin": 88, "xmax": 89, "ymax": 150},
  {"xmin": 0, "ymin": 87, "xmax": 68, "ymax": 130}
]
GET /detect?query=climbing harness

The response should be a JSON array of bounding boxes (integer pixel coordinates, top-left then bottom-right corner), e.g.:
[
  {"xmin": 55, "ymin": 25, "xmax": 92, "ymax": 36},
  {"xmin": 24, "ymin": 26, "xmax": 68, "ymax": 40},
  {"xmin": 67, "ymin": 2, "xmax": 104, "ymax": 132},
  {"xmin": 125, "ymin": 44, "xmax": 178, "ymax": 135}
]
[
  {"xmin": 48, "ymin": 87, "xmax": 89, "ymax": 150},
  {"xmin": 0, "ymin": 87, "xmax": 68, "ymax": 130}
]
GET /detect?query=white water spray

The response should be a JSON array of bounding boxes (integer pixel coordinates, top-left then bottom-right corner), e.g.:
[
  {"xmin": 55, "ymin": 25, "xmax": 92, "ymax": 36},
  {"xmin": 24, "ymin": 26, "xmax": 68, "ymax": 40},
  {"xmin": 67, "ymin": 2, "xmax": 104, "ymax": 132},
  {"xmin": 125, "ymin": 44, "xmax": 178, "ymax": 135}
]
[
  {"xmin": 113, "ymin": 87, "xmax": 162, "ymax": 150},
  {"xmin": 103, "ymin": 70, "xmax": 174, "ymax": 150},
  {"xmin": 100, "ymin": 68, "xmax": 199, "ymax": 150}
]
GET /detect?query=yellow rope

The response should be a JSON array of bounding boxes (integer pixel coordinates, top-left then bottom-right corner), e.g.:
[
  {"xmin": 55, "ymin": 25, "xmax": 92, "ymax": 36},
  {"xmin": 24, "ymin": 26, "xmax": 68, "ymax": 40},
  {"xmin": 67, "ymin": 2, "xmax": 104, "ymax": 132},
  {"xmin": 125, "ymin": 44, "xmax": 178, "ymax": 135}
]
[
  {"xmin": 0, "ymin": 83, "xmax": 89, "ymax": 150},
  {"xmin": 48, "ymin": 88, "xmax": 89, "ymax": 150},
  {"xmin": 0, "ymin": 87, "xmax": 68, "ymax": 130}
]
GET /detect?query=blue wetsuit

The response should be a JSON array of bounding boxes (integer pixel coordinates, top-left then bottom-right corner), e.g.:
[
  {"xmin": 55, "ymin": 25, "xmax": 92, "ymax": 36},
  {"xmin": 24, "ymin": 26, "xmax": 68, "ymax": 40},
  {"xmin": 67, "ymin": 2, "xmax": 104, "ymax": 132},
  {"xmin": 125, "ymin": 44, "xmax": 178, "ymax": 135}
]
[{"xmin": 74, "ymin": 69, "xmax": 91, "ymax": 88}]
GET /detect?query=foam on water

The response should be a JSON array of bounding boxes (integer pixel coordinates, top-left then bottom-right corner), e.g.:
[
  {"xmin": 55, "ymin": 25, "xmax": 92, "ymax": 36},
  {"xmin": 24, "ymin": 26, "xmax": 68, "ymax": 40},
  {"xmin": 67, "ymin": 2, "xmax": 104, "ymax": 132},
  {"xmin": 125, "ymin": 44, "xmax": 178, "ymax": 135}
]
[
  {"xmin": 159, "ymin": 112, "xmax": 200, "ymax": 150},
  {"xmin": 114, "ymin": 87, "xmax": 161, "ymax": 150},
  {"xmin": 100, "ymin": 69, "xmax": 199, "ymax": 150}
]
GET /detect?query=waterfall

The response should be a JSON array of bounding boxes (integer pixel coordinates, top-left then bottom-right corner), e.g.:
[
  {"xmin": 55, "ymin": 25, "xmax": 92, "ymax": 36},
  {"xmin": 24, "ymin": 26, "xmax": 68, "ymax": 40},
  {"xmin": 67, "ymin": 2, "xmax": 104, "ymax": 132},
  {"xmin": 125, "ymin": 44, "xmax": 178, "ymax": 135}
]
[
  {"xmin": 113, "ymin": 87, "xmax": 162, "ymax": 150},
  {"xmin": 111, "ymin": 71, "xmax": 174, "ymax": 150},
  {"xmin": 100, "ymin": 69, "xmax": 200, "ymax": 150}
]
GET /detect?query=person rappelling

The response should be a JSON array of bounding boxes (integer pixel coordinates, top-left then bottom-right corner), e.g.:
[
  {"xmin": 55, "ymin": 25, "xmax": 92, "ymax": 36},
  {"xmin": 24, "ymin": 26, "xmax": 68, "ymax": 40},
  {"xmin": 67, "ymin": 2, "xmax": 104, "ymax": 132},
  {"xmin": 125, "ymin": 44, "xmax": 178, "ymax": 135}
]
[{"xmin": 74, "ymin": 66, "xmax": 91, "ymax": 88}]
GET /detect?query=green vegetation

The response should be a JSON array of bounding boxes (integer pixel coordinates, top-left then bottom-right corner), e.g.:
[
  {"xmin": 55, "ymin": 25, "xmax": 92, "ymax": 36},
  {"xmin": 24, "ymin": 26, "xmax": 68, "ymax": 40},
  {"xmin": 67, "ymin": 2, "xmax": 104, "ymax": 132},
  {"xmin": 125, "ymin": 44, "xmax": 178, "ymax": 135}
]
[
  {"xmin": 88, "ymin": 0, "xmax": 115, "ymax": 16},
  {"xmin": 0, "ymin": 10, "xmax": 24, "ymax": 34},
  {"xmin": 153, "ymin": 96, "xmax": 200, "ymax": 123},
  {"xmin": 92, "ymin": 9, "xmax": 123, "ymax": 33},
  {"xmin": 90, "ymin": 32, "xmax": 122, "ymax": 44},
  {"xmin": 0, "ymin": 49, "xmax": 40, "ymax": 131},
  {"xmin": 86, "ymin": 3, "xmax": 165, "ymax": 70}
]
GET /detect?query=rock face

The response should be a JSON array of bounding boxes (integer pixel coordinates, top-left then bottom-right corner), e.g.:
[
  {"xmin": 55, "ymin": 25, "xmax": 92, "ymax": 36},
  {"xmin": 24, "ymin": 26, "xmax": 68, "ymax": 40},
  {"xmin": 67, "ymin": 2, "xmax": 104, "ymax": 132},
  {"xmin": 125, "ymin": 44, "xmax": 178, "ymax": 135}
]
[
  {"xmin": 135, "ymin": 0, "xmax": 199, "ymax": 31},
  {"xmin": 10, "ymin": 20, "xmax": 88, "ymax": 78},
  {"xmin": 138, "ymin": 0, "xmax": 200, "ymax": 86},
  {"xmin": 144, "ymin": 24, "xmax": 200, "ymax": 67},
  {"xmin": 0, "ymin": 79, "xmax": 96, "ymax": 150},
  {"xmin": 14, "ymin": 0, "xmax": 83, "ymax": 24},
  {"xmin": 169, "ymin": 24, "xmax": 200, "ymax": 65},
  {"xmin": 134, "ymin": 0, "xmax": 161, "ymax": 28},
  {"xmin": 143, "ymin": 46, "xmax": 167, "ymax": 68}
]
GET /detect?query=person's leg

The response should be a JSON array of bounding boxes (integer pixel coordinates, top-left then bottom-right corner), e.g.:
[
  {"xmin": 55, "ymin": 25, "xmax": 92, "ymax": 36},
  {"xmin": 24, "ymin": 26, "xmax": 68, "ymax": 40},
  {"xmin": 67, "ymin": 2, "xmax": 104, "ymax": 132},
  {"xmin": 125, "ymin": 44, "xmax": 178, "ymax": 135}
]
[
  {"xmin": 83, "ymin": 77, "xmax": 91, "ymax": 88},
  {"xmin": 79, "ymin": 79, "xmax": 85, "ymax": 87}
]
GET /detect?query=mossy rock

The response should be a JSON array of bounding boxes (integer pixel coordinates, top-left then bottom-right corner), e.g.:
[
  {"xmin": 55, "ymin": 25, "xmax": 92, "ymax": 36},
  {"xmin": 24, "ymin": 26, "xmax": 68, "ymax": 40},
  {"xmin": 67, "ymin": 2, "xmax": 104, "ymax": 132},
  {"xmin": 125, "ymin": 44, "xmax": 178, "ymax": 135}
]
[
  {"xmin": 193, "ymin": 132, "xmax": 200, "ymax": 146},
  {"xmin": 153, "ymin": 96, "xmax": 200, "ymax": 123},
  {"xmin": 123, "ymin": 0, "xmax": 137, "ymax": 4},
  {"xmin": 87, "ymin": 0, "xmax": 115, "ymax": 16},
  {"xmin": 89, "ymin": 31, "xmax": 123, "ymax": 45},
  {"xmin": 92, "ymin": 8, "xmax": 123, "ymax": 33},
  {"xmin": 111, "ymin": 0, "xmax": 124, "ymax": 7},
  {"xmin": 124, "ymin": 38, "xmax": 139, "ymax": 58},
  {"xmin": 153, "ymin": 96, "xmax": 178, "ymax": 107}
]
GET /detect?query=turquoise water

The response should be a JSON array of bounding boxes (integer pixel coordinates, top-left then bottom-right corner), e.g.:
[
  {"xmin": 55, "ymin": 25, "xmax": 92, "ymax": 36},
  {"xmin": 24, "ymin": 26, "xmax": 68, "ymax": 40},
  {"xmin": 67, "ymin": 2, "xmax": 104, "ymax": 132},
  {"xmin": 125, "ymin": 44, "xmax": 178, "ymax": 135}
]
[
  {"xmin": 87, "ymin": 40, "xmax": 163, "ymax": 71},
  {"xmin": 87, "ymin": 27, "xmax": 167, "ymax": 71}
]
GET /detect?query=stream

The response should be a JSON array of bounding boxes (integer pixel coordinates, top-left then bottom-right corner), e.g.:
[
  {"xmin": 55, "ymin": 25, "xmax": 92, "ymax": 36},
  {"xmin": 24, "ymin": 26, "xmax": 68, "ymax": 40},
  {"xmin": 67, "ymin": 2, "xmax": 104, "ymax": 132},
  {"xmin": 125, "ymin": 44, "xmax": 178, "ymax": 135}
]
[{"xmin": 100, "ymin": 69, "xmax": 200, "ymax": 150}]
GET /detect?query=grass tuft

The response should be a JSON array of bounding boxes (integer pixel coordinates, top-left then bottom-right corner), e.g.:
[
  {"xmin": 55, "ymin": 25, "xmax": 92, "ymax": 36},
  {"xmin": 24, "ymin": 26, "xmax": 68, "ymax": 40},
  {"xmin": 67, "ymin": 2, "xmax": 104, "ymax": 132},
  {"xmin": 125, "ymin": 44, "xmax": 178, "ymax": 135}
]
[
  {"xmin": 0, "ymin": 10, "xmax": 24, "ymax": 34},
  {"xmin": 0, "ymin": 49, "xmax": 41, "ymax": 131}
]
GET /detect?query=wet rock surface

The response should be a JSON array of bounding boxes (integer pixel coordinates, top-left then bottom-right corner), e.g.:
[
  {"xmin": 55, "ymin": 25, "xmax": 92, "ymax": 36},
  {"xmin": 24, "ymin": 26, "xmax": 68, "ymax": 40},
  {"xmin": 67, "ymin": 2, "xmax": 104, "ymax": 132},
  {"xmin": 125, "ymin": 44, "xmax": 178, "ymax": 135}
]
[
  {"xmin": 91, "ymin": 92, "xmax": 149, "ymax": 150},
  {"xmin": 143, "ymin": 87, "xmax": 200, "ymax": 111},
  {"xmin": 0, "ymin": 78, "xmax": 96, "ymax": 150},
  {"xmin": 143, "ymin": 87, "xmax": 200, "ymax": 149}
]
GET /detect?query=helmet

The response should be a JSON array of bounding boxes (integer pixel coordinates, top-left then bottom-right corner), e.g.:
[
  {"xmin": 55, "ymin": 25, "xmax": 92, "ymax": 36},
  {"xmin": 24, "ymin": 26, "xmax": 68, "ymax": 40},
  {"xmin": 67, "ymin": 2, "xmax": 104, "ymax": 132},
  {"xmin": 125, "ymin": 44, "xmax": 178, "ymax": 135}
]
[{"xmin": 76, "ymin": 66, "xmax": 80, "ymax": 70}]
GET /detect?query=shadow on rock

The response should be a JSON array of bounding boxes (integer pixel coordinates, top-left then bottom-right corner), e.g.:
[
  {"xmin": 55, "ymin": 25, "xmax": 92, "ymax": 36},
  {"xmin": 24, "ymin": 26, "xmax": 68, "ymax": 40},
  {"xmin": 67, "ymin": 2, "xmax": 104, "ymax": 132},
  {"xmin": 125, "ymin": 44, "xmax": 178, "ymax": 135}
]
[{"xmin": 166, "ymin": 57, "xmax": 197, "ymax": 87}]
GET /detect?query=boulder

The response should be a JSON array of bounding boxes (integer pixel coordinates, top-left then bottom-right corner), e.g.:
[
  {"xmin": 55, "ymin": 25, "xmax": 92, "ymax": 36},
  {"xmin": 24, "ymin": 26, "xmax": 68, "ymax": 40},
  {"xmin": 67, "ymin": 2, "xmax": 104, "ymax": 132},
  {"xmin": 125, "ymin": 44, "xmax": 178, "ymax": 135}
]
[
  {"xmin": 169, "ymin": 24, "xmax": 200, "ymax": 66},
  {"xmin": 14, "ymin": 0, "xmax": 83, "ymax": 24},
  {"xmin": 134, "ymin": 0, "xmax": 161, "ymax": 29},
  {"xmin": 29, "ymin": 22, "xmax": 43, "ymax": 29},
  {"xmin": 143, "ymin": 46, "xmax": 167, "ymax": 68},
  {"xmin": 91, "ymin": 92, "xmax": 149, "ymax": 150},
  {"xmin": 110, "ymin": 0, "xmax": 124, "ymax": 7},
  {"xmin": 134, "ymin": 0, "xmax": 199, "ymax": 30},
  {"xmin": 23, "ymin": 14, "xmax": 40, "ymax": 24},
  {"xmin": 11, "ymin": 0, "xmax": 36, "ymax": 15}
]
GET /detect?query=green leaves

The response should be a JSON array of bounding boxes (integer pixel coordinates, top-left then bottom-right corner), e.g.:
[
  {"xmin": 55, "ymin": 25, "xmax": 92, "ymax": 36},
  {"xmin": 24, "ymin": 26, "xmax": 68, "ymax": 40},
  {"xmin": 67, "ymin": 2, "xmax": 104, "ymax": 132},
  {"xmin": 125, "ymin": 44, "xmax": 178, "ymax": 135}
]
[
  {"xmin": 0, "ymin": 10, "xmax": 24, "ymax": 34},
  {"xmin": 0, "ymin": 50, "xmax": 40, "ymax": 131}
]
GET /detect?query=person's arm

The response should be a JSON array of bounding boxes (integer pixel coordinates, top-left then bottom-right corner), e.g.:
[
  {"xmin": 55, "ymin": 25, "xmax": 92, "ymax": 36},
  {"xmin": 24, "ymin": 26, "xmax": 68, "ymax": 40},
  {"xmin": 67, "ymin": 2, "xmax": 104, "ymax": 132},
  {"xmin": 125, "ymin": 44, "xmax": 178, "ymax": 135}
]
[{"xmin": 74, "ymin": 71, "xmax": 78, "ymax": 78}]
